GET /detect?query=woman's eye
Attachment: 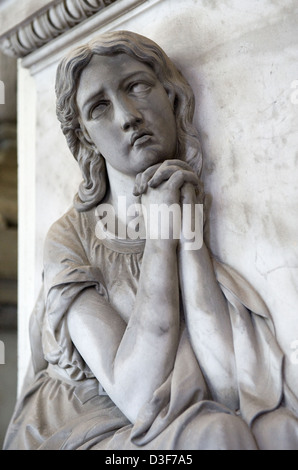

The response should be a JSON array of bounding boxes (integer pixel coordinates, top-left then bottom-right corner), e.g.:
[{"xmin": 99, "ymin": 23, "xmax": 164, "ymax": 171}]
[
  {"xmin": 90, "ymin": 101, "xmax": 109, "ymax": 119},
  {"xmin": 130, "ymin": 82, "xmax": 151, "ymax": 94}
]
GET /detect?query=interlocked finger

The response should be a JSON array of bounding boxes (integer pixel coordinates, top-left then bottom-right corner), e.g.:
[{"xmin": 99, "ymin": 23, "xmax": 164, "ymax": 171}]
[
  {"xmin": 133, "ymin": 164, "xmax": 160, "ymax": 196},
  {"xmin": 161, "ymin": 159, "xmax": 194, "ymax": 170},
  {"xmin": 180, "ymin": 183, "xmax": 197, "ymax": 205},
  {"xmin": 167, "ymin": 170, "xmax": 200, "ymax": 191},
  {"xmin": 133, "ymin": 159, "xmax": 199, "ymax": 196},
  {"xmin": 148, "ymin": 165, "xmax": 199, "ymax": 189}
]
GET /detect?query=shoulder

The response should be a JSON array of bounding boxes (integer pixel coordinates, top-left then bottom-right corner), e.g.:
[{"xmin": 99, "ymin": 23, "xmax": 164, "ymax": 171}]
[
  {"xmin": 44, "ymin": 206, "xmax": 97, "ymax": 266},
  {"xmin": 46, "ymin": 206, "xmax": 84, "ymax": 241},
  {"xmin": 45, "ymin": 205, "xmax": 98, "ymax": 247}
]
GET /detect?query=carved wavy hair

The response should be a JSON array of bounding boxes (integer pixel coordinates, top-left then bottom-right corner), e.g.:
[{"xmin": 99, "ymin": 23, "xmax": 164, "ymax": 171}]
[{"xmin": 55, "ymin": 30, "xmax": 202, "ymax": 211}]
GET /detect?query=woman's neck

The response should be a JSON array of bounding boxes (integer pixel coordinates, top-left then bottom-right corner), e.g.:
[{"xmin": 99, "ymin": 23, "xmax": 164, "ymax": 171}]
[{"xmin": 105, "ymin": 163, "xmax": 145, "ymax": 239}]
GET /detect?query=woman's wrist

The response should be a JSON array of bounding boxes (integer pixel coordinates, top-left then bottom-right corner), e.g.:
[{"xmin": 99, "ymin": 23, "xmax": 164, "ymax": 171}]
[{"xmin": 145, "ymin": 236, "xmax": 178, "ymax": 253}]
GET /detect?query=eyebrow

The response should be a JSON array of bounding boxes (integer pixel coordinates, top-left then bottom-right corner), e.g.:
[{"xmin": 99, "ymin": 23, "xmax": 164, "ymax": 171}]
[
  {"xmin": 81, "ymin": 89, "xmax": 105, "ymax": 114},
  {"xmin": 80, "ymin": 69, "xmax": 157, "ymax": 115}
]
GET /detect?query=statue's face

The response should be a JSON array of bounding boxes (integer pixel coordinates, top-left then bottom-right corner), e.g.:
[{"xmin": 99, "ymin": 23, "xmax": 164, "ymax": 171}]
[{"xmin": 76, "ymin": 53, "xmax": 177, "ymax": 175}]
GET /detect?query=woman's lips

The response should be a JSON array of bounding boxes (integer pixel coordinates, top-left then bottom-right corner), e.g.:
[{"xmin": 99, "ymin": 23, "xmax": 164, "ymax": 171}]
[
  {"xmin": 131, "ymin": 130, "xmax": 153, "ymax": 147},
  {"xmin": 134, "ymin": 134, "xmax": 152, "ymax": 146}
]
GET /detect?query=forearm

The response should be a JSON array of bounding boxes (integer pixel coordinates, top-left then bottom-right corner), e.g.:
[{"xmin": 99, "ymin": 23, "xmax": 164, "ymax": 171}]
[
  {"xmin": 68, "ymin": 240, "xmax": 180, "ymax": 424},
  {"xmin": 114, "ymin": 239, "xmax": 180, "ymax": 420},
  {"xmin": 178, "ymin": 242, "xmax": 238, "ymax": 409}
]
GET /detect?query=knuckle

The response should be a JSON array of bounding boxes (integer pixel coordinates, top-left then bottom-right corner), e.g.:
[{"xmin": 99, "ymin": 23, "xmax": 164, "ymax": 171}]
[
  {"xmin": 168, "ymin": 171, "xmax": 183, "ymax": 189},
  {"xmin": 175, "ymin": 169, "xmax": 184, "ymax": 180},
  {"xmin": 135, "ymin": 172, "xmax": 142, "ymax": 183}
]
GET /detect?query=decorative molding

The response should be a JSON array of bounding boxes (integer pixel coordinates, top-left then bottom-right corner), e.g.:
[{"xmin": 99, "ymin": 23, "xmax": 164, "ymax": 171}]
[
  {"xmin": 21, "ymin": 0, "xmax": 149, "ymax": 74},
  {"xmin": 0, "ymin": 0, "xmax": 118, "ymax": 58}
]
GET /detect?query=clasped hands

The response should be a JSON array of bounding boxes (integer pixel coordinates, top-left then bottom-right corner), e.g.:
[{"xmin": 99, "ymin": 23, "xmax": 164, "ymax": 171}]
[{"xmin": 133, "ymin": 159, "xmax": 203, "ymax": 247}]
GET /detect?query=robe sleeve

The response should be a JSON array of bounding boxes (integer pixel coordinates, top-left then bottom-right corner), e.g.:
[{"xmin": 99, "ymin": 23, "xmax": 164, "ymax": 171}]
[
  {"xmin": 213, "ymin": 258, "xmax": 284, "ymax": 424},
  {"xmin": 41, "ymin": 208, "xmax": 108, "ymax": 380}
]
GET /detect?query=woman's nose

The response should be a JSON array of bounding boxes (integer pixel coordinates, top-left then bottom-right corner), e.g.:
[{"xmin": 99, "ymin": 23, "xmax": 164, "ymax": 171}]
[
  {"xmin": 122, "ymin": 114, "xmax": 143, "ymax": 131},
  {"xmin": 116, "ymin": 97, "xmax": 143, "ymax": 131}
]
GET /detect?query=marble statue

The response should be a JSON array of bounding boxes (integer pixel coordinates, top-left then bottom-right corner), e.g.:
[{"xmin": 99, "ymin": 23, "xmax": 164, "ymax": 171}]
[{"xmin": 4, "ymin": 31, "xmax": 298, "ymax": 450}]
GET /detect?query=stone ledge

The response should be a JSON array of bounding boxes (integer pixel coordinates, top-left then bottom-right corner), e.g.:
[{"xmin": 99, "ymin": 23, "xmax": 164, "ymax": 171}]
[{"xmin": 0, "ymin": 0, "xmax": 118, "ymax": 58}]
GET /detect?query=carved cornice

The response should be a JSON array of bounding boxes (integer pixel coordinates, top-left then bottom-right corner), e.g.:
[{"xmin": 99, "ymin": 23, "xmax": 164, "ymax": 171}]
[{"xmin": 0, "ymin": 0, "xmax": 118, "ymax": 58}]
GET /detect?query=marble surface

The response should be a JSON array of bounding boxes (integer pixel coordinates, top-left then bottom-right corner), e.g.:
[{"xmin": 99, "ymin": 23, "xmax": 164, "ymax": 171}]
[{"xmin": 14, "ymin": 0, "xmax": 298, "ymax": 396}]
